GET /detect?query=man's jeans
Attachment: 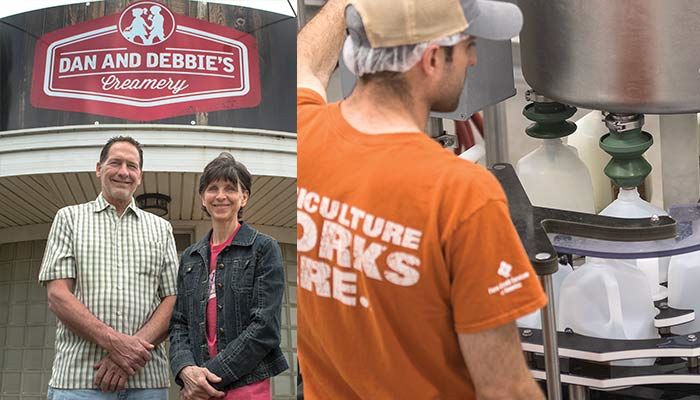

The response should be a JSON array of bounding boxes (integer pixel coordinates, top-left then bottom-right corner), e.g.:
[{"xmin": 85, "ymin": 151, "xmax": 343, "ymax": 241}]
[{"xmin": 47, "ymin": 387, "xmax": 167, "ymax": 400}]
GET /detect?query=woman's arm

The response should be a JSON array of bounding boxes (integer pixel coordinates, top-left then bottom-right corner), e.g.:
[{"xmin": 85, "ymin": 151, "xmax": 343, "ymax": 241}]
[
  {"xmin": 203, "ymin": 238, "xmax": 286, "ymax": 388},
  {"xmin": 170, "ymin": 269, "xmax": 224, "ymax": 399},
  {"xmin": 168, "ymin": 256, "xmax": 198, "ymax": 386}
]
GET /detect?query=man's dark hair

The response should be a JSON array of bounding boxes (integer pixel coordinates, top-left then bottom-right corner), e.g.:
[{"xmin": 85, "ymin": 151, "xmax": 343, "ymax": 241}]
[
  {"xmin": 359, "ymin": 71, "xmax": 412, "ymax": 98},
  {"xmin": 99, "ymin": 136, "xmax": 144, "ymax": 168},
  {"xmin": 199, "ymin": 152, "xmax": 252, "ymax": 220},
  {"xmin": 442, "ymin": 45, "xmax": 454, "ymax": 62}
]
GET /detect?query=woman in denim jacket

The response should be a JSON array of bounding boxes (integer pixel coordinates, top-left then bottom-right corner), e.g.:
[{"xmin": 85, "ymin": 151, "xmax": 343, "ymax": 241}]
[{"xmin": 169, "ymin": 153, "xmax": 288, "ymax": 399}]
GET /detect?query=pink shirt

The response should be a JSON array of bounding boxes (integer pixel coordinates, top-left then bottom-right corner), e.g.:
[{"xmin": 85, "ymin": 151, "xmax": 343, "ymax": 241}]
[{"xmin": 207, "ymin": 226, "xmax": 271, "ymax": 400}]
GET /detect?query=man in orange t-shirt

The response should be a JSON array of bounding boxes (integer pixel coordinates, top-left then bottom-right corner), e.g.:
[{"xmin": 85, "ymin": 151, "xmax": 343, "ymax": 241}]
[{"xmin": 297, "ymin": 0, "xmax": 547, "ymax": 398}]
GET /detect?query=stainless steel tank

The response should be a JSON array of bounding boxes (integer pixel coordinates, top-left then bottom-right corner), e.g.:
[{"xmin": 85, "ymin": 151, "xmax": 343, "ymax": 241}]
[{"xmin": 518, "ymin": 0, "xmax": 700, "ymax": 114}]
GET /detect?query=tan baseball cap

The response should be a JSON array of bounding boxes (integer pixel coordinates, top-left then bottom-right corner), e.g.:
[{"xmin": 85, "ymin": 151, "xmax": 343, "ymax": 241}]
[{"xmin": 347, "ymin": 0, "xmax": 523, "ymax": 48}]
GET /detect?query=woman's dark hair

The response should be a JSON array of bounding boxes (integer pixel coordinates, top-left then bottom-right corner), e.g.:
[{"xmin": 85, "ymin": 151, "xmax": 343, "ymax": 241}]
[{"xmin": 199, "ymin": 152, "xmax": 252, "ymax": 220}]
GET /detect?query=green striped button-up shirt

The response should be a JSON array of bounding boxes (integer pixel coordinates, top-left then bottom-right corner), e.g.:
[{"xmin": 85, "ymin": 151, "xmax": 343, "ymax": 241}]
[{"xmin": 39, "ymin": 194, "xmax": 178, "ymax": 389}]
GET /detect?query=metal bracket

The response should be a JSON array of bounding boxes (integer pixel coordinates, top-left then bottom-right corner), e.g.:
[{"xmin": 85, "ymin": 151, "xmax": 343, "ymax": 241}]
[
  {"xmin": 604, "ymin": 113, "xmax": 645, "ymax": 132},
  {"xmin": 654, "ymin": 299, "xmax": 695, "ymax": 329},
  {"xmin": 432, "ymin": 134, "xmax": 455, "ymax": 148},
  {"xmin": 489, "ymin": 163, "xmax": 676, "ymax": 275},
  {"xmin": 529, "ymin": 362, "xmax": 700, "ymax": 389},
  {"xmin": 489, "ymin": 163, "xmax": 685, "ymax": 399},
  {"xmin": 525, "ymin": 89, "xmax": 555, "ymax": 103},
  {"xmin": 520, "ymin": 328, "xmax": 700, "ymax": 363},
  {"xmin": 521, "ymin": 328, "xmax": 700, "ymax": 389}
]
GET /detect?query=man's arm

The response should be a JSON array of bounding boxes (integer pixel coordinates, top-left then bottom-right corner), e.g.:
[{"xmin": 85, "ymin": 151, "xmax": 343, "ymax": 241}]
[
  {"xmin": 134, "ymin": 295, "xmax": 175, "ymax": 345},
  {"xmin": 297, "ymin": 0, "xmax": 346, "ymax": 100},
  {"xmin": 458, "ymin": 322, "xmax": 544, "ymax": 400},
  {"xmin": 46, "ymin": 279, "xmax": 153, "ymax": 375},
  {"xmin": 93, "ymin": 295, "xmax": 176, "ymax": 392}
]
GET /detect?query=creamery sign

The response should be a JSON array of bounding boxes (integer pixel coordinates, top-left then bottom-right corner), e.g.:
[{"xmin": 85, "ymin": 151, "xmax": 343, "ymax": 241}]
[{"xmin": 30, "ymin": 1, "xmax": 261, "ymax": 121}]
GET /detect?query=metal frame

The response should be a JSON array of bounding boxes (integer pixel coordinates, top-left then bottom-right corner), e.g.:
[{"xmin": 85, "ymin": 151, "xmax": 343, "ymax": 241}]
[{"xmin": 488, "ymin": 163, "xmax": 700, "ymax": 399}]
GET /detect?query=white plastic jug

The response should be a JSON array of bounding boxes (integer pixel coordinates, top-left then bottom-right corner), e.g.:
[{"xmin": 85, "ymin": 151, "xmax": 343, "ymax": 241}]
[
  {"xmin": 516, "ymin": 139, "xmax": 594, "ymax": 329},
  {"xmin": 516, "ymin": 138, "xmax": 596, "ymax": 214},
  {"xmin": 668, "ymin": 250, "xmax": 700, "ymax": 335},
  {"xmin": 558, "ymin": 258, "xmax": 659, "ymax": 366},
  {"xmin": 517, "ymin": 262, "xmax": 573, "ymax": 329},
  {"xmin": 568, "ymin": 111, "xmax": 613, "ymax": 213},
  {"xmin": 599, "ymin": 188, "xmax": 669, "ymax": 301}
]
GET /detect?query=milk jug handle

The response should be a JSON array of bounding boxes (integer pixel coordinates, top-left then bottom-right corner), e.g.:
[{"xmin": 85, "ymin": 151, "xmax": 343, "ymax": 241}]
[{"xmin": 603, "ymin": 276, "xmax": 625, "ymax": 328}]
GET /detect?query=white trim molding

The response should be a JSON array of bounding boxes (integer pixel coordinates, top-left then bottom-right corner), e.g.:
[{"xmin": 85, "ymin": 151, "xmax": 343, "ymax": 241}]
[{"xmin": 0, "ymin": 124, "xmax": 296, "ymax": 178}]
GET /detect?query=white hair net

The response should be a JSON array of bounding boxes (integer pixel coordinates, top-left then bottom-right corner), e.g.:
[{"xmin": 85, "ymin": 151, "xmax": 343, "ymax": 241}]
[{"xmin": 342, "ymin": 5, "xmax": 468, "ymax": 76}]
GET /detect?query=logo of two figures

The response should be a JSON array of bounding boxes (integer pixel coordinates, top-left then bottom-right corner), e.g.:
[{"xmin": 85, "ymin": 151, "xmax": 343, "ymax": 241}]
[{"xmin": 123, "ymin": 5, "xmax": 166, "ymax": 45}]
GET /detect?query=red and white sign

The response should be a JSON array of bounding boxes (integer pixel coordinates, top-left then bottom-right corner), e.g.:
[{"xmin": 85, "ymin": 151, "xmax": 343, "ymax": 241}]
[{"xmin": 31, "ymin": 1, "xmax": 261, "ymax": 121}]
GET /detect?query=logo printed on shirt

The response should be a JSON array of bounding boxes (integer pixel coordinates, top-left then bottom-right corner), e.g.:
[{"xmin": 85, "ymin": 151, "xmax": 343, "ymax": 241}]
[
  {"xmin": 297, "ymin": 187, "xmax": 423, "ymax": 309},
  {"xmin": 488, "ymin": 260, "xmax": 529, "ymax": 296},
  {"xmin": 497, "ymin": 261, "xmax": 512, "ymax": 278},
  {"xmin": 208, "ymin": 270, "xmax": 216, "ymax": 300}
]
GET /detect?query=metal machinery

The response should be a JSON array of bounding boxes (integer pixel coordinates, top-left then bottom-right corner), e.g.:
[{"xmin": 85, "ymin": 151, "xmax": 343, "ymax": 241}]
[
  {"xmin": 332, "ymin": 0, "xmax": 700, "ymax": 397},
  {"xmin": 509, "ymin": 0, "xmax": 700, "ymax": 398}
]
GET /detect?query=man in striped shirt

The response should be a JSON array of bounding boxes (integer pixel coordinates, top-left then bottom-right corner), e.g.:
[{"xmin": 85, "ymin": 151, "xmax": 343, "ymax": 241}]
[{"xmin": 39, "ymin": 136, "xmax": 178, "ymax": 400}]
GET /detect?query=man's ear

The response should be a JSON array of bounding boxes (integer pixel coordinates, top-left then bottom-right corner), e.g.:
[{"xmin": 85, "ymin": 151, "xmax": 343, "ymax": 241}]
[
  {"xmin": 418, "ymin": 44, "xmax": 442, "ymax": 77},
  {"xmin": 95, "ymin": 161, "xmax": 102, "ymax": 178}
]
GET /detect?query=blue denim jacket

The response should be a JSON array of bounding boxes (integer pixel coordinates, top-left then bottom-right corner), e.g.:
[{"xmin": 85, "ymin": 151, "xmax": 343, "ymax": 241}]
[{"xmin": 169, "ymin": 222, "xmax": 289, "ymax": 390}]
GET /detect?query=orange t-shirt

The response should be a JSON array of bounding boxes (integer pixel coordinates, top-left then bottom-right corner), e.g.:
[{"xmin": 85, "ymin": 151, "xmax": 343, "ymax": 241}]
[{"xmin": 297, "ymin": 88, "xmax": 547, "ymax": 399}]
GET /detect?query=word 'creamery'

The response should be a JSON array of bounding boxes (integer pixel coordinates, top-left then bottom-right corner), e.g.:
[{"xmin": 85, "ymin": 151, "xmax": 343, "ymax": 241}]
[{"xmin": 100, "ymin": 76, "xmax": 189, "ymax": 94}]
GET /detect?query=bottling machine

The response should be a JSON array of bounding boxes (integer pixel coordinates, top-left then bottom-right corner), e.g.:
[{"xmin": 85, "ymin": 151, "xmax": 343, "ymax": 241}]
[
  {"xmin": 336, "ymin": 0, "xmax": 700, "ymax": 398},
  {"xmin": 509, "ymin": 1, "xmax": 700, "ymax": 399}
]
